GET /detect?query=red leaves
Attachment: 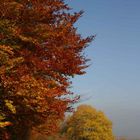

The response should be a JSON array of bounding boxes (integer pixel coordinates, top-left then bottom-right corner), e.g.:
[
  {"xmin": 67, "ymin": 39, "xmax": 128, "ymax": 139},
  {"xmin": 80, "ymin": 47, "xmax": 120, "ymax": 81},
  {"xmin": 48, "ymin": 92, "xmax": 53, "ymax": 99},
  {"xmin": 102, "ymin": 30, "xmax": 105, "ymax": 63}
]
[{"xmin": 0, "ymin": 0, "xmax": 93, "ymax": 138}]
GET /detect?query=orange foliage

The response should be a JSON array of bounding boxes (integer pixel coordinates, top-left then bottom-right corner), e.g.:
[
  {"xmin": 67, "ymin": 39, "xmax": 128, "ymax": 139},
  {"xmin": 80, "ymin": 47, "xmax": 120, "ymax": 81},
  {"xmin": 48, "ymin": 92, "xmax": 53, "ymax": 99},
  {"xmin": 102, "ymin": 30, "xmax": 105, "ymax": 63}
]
[{"xmin": 0, "ymin": 0, "xmax": 93, "ymax": 139}]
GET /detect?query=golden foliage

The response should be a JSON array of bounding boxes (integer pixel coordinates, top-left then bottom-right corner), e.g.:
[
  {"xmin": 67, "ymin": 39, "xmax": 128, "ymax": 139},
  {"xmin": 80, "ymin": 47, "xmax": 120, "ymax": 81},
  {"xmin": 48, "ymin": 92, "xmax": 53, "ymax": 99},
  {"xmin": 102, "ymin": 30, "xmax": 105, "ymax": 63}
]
[{"xmin": 62, "ymin": 105, "xmax": 114, "ymax": 140}]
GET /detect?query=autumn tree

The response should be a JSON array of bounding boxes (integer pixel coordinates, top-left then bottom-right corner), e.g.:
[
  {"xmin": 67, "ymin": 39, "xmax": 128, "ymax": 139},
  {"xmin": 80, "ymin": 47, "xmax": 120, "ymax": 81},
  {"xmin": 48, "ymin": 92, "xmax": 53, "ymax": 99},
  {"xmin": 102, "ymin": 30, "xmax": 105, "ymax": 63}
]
[
  {"xmin": 61, "ymin": 105, "xmax": 114, "ymax": 140},
  {"xmin": 0, "ymin": 0, "xmax": 93, "ymax": 139}
]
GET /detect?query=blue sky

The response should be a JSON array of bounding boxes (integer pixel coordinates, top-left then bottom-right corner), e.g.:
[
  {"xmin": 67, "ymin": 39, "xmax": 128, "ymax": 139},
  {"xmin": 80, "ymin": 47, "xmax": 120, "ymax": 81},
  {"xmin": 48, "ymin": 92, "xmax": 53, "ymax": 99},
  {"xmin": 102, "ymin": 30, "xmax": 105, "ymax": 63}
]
[{"xmin": 66, "ymin": 0, "xmax": 140, "ymax": 138}]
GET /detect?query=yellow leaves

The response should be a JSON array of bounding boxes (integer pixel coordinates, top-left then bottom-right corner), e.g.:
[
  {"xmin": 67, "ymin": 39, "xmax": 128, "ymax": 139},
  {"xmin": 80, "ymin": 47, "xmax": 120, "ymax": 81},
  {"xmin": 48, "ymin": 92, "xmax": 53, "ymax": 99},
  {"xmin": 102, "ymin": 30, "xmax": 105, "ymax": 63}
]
[
  {"xmin": 67, "ymin": 127, "xmax": 73, "ymax": 134},
  {"xmin": 0, "ymin": 114, "xmax": 12, "ymax": 128},
  {"xmin": 19, "ymin": 35, "xmax": 38, "ymax": 45},
  {"xmin": 62, "ymin": 105, "xmax": 115, "ymax": 140},
  {"xmin": 0, "ymin": 45, "xmax": 14, "ymax": 55},
  {"xmin": 5, "ymin": 100, "xmax": 16, "ymax": 114},
  {"xmin": 0, "ymin": 101, "xmax": 14, "ymax": 128},
  {"xmin": 10, "ymin": 25, "xmax": 21, "ymax": 37},
  {"xmin": 0, "ymin": 45, "xmax": 24, "ymax": 76},
  {"xmin": 9, "ymin": 1, "xmax": 23, "ymax": 10},
  {"xmin": 0, "ymin": 57, "xmax": 24, "ymax": 75},
  {"xmin": 0, "ymin": 121, "xmax": 12, "ymax": 128},
  {"xmin": 7, "ymin": 57, "xmax": 24, "ymax": 67}
]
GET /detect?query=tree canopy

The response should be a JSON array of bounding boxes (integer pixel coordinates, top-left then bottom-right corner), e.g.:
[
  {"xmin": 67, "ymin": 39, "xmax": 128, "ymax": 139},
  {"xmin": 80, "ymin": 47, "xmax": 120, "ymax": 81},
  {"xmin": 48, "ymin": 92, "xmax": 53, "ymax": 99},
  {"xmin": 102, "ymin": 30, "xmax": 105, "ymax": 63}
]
[
  {"xmin": 62, "ymin": 105, "xmax": 114, "ymax": 140},
  {"xmin": 0, "ymin": 0, "xmax": 93, "ymax": 139}
]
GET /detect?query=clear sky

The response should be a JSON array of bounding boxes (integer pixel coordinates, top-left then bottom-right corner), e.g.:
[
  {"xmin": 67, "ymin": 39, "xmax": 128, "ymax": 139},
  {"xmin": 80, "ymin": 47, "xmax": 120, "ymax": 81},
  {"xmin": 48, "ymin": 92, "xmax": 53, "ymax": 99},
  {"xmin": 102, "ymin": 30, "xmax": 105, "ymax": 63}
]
[{"xmin": 66, "ymin": 0, "xmax": 140, "ymax": 139}]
